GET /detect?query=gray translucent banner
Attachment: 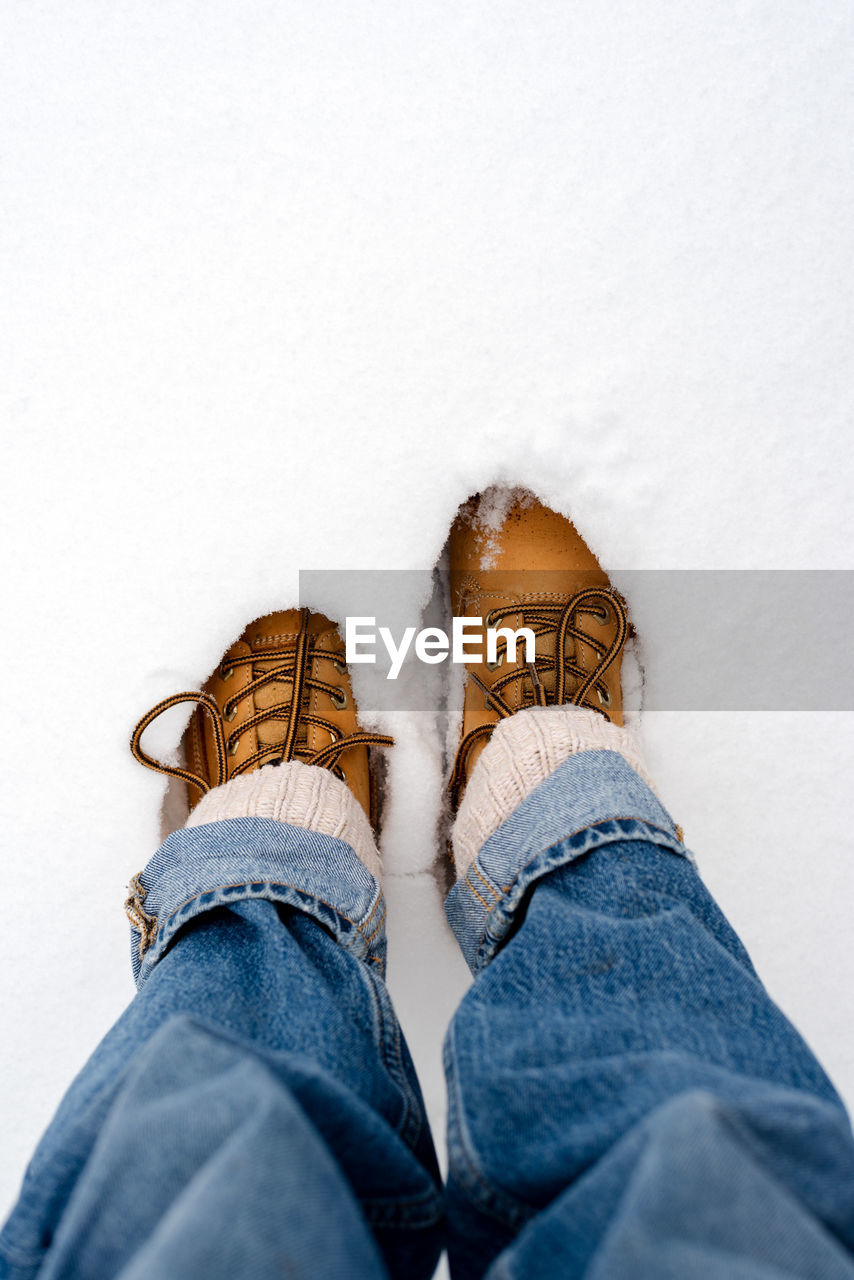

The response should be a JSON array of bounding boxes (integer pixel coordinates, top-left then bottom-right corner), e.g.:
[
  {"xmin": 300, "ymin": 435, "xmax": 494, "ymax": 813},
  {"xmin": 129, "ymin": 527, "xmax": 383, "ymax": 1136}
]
[{"xmin": 299, "ymin": 569, "xmax": 854, "ymax": 712}]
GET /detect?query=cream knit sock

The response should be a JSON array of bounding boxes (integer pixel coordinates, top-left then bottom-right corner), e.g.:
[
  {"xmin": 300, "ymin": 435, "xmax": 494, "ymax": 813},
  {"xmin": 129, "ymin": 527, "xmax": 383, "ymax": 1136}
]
[
  {"xmin": 186, "ymin": 760, "xmax": 382, "ymax": 881},
  {"xmin": 451, "ymin": 705, "xmax": 656, "ymax": 878}
]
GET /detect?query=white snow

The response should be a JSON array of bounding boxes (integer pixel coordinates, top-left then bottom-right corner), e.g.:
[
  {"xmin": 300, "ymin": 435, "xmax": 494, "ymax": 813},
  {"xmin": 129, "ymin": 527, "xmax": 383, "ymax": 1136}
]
[{"xmin": 2, "ymin": 3, "xmax": 854, "ymax": 1262}]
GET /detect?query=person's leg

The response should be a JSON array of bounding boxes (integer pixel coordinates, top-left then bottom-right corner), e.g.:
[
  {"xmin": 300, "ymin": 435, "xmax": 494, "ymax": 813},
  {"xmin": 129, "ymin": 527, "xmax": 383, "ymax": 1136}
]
[
  {"xmin": 444, "ymin": 708, "xmax": 854, "ymax": 1279},
  {"xmin": 1, "ymin": 605, "xmax": 444, "ymax": 1280},
  {"xmin": 1, "ymin": 780, "xmax": 443, "ymax": 1280}
]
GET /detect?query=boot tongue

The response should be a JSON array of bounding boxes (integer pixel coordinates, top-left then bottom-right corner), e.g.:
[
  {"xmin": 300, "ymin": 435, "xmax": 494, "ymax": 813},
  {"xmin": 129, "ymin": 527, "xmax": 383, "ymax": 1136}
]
[
  {"xmin": 249, "ymin": 625, "xmax": 302, "ymax": 754},
  {"xmin": 241, "ymin": 611, "xmax": 336, "ymax": 757}
]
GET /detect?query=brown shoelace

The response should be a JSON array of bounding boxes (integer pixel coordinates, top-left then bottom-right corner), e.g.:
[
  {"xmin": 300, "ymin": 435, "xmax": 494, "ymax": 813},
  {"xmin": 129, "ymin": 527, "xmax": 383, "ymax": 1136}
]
[
  {"xmin": 449, "ymin": 586, "xmax": 629, "ymax": 807},
  {"xmin": 130, "ymin": 607, "xmax": 393, "ymax": 799}
]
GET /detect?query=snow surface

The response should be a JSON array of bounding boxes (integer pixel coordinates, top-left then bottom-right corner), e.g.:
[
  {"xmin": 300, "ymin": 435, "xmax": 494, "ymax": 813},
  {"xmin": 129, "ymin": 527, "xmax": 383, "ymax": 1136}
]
[{"xmin": 2, "ymin": 1, "xmax": 854, "ymax": 1259}]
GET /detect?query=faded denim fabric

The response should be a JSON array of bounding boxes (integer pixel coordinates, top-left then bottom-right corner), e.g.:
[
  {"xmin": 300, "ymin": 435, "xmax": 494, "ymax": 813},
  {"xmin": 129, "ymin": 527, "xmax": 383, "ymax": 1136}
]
[
  {"xmin": 443, "ymin": 752, "xmax": 854, "ymax": 1279},
  {"xmin": 3, "ymin": 750, "xmax": 854, "ymax": 1279},
  {"xmin": 128, "ymin": 817, "xmax": 389, "ymax": 983},
  {"xmin": 0, "ymin": 820, "xmax": 442, "ymax": 1280},
  {"xmin": 445, "ymin": 750, "xmax": 688, "ymax": 972}
]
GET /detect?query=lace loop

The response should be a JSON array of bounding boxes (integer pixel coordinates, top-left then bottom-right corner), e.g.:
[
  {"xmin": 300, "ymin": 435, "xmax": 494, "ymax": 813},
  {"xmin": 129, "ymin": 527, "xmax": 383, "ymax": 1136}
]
[
  {"xmin": 130, "ymin": 691, "xmax": 227, "ymax": 799},
  {"xmin": 130, "ymin": 608, "xmax": 393, "ymax": 796}
]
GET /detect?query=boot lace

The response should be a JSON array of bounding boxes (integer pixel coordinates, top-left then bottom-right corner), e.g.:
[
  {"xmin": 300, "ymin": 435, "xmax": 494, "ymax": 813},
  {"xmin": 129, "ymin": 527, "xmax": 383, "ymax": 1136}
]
[
  {"xmin": 449, "ymin": 586, "xmax": 629, "ymax": 806},
  {"xmin": 130, "ymin": 607, "xmax": 393, "ymax": 799}
]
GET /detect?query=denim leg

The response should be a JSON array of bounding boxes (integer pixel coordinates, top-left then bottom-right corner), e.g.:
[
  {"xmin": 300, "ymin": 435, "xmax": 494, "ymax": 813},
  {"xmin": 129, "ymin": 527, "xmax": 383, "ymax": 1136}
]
[
  {"xmin": 0, "ymin": 817, "xmax": 443, "ymax": 1280},
  {"xmin": 444, "ymin": 750, "xmax": 854, "ymax": 1279}
]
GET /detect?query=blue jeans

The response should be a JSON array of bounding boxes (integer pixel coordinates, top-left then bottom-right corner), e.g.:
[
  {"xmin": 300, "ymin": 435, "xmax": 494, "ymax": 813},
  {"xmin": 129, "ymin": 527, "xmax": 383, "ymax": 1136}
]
[{"xmin": 3, "ymin": 751, "xmax": 854, "ymax": 1278}]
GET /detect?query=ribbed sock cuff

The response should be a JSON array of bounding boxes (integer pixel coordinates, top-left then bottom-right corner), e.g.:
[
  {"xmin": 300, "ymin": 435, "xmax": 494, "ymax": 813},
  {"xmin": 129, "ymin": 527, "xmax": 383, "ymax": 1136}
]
[
  {"xmin": 186, "ymin": 760, "xmax": 382, "ymax": 881},
  {"xmin": 451, "ymin": 705, "xmax": 657, "ymax": 877}
]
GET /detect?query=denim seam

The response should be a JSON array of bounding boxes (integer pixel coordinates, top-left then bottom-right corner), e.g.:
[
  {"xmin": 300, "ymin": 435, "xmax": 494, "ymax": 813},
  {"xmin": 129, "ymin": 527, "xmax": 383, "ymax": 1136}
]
[
  {"xmin": 470, "ymin": 861, "xmax": 501, "ymax": 903},
  {"xmin": 443, "ymin": 1023, "xmax": 534, "ymax": 1231},
  {"xmin": 359, "ymin": 887, "xmax": 385, "ymax": 932},
  {"xmin": 362, "ymin": 906, "xmax": 387, "ymax": 946},
  {"xmin": 150, "ymin": 885, "xmax": 384, "ymax": 957},
  {"xmin": 138, "ymin": 882, "xmax": 386, "ymax": 984},
  {"xmin": 159, "ymin": 879, "xmax": 383, "ymax": 941},
  {"xmin": 360, "ymin": 1185, "xmax": 445, "ymax": 1229},
  {"xmin": 464, "ymin": 868, "xmax": 493, "ymax": 911},
  {"xmin": 360, "ymin": 963, "xmax": 424, "ymax": 1153},
  {"xmin": 473, "ymin": 816, "xmax": 686, "ymax": 971},
  {"xmin": 390, "ymin": 1012, "xmax": 422, "ymax": 1151}
]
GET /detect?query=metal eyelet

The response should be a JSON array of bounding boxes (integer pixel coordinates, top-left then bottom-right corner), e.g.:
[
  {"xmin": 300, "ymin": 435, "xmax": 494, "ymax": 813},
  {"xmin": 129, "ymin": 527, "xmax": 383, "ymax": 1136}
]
[
  {"xmin": 331, "ymin": 688, "xmax": 348, "ymax": 710},
  {"xmin": 227, "ymin": 738, "xmax": 239, "ymax": 756},
  {"xmin": 331, "ymin": 657, "xmax": 347, "ymax": 674},
  {"xmin": 595, "ymin": 607, "xmax": 610, "ymax": 626},
  {"xmin": 339, "ymin": 768, "xmax": 347, "ymax": 784},
  {"xmin": 485, "ymin": 609, "xmax": 498, "ymax": 627},
  {"xmin": 220, "ymin": 664, "xmax": 235, "ymax": 680},
  {"xmin": 485, "ymin": 656, "xmax": 502, "ymax": 671},
  {"xmin": 223, "ymin": 704, "xmax": 237, "ymax": 723},
  {"xmin": 597, "ymin": 686, "xmax": 612, "ymax": 707}
]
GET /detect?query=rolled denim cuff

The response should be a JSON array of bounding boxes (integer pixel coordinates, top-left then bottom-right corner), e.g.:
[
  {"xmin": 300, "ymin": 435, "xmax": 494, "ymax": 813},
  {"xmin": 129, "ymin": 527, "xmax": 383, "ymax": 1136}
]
[
  {"xmin": 126, "ymin": 817, "xmax": 385, "ymax": 987},
  {"xmin": 445, "ymin": 749, "xmax": 690, "ymax": 974}
]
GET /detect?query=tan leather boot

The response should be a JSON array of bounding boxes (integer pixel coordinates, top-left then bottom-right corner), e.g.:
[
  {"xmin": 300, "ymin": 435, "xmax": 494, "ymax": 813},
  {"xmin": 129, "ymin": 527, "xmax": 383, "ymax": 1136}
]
[
  {"xmin": 448, "ymin": 491, "xmax": 630, "ymax": 807},
  {"xmin": 131, "ymin": 608, "xmax": 392, "ymax": 824}
]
